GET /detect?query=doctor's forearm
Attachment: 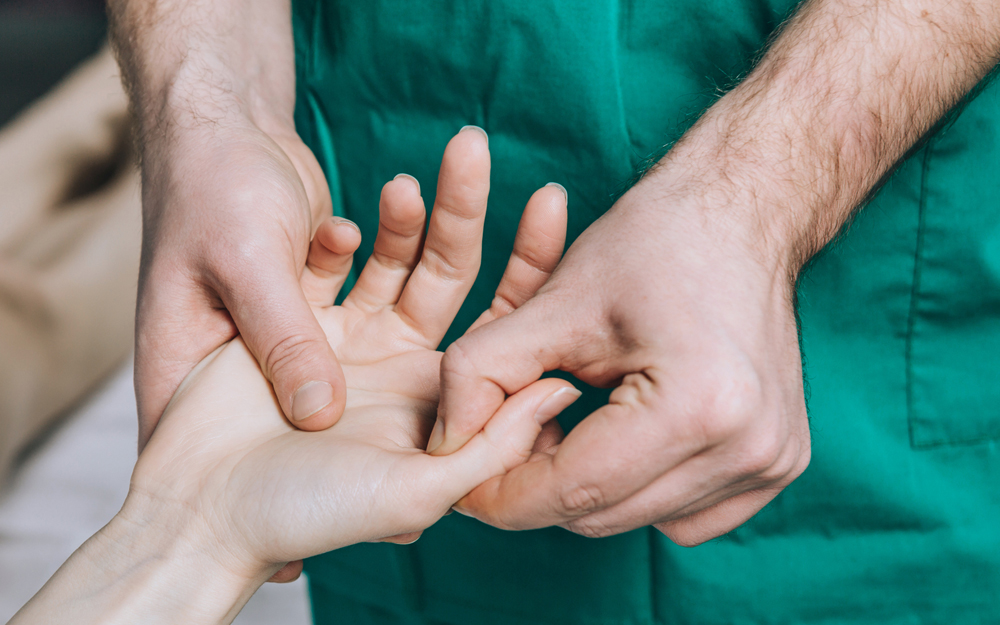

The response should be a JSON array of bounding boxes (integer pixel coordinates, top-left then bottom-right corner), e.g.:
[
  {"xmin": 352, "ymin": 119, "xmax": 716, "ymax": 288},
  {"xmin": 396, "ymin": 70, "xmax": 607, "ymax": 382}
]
[
  {"xmin": 107, "ymin": 0, "xmax": 298, "ymax": 149},
  {"xmin": 653, "ymin": 0, "xmax": 1000, "ymax": 277}
]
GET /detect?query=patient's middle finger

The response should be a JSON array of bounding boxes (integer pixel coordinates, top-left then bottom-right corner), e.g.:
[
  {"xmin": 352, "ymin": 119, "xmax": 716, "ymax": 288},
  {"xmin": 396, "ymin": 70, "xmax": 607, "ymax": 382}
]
[{"xmin": 394, "ymin": 126, "xmax": 490, "ymax": 344}]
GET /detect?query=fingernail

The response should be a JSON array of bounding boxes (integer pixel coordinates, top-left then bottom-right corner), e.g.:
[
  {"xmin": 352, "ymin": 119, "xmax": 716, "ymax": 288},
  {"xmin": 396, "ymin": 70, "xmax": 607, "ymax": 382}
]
[
  {"xmin": 426, "ymin": 419, "xmax": 445, "ymax": 453},
  {"xmin": 460, "ymin": 125, "xmax": 489, "ymax": 145},
  {"xmin": 393, "ymin": 173, "xmax": 420, "ymax": 195},
  {"xmin": 451, "ymin": 505, "xmax": 473, "ymax": 518},
  {"xmin": 545, "ymin": 182, "xmax": 567, "ymax": 199},
  {"xmin": 333, "ymin": 217, "xmax": 360, "ymax": 233},
  {"xmin": 393, "ymin": 537, "xmax": 419, "ymax": 545},
  {"xmin": 292, "ymin": 381, "xmax": 333, "ymax": 422},
  {"xmin": 382, "ymin": 534, "xmax": 421, "ymax": 545},
  {"xmin": 535, "ymin": 387, "xmax": 582, "ymax": 421}
]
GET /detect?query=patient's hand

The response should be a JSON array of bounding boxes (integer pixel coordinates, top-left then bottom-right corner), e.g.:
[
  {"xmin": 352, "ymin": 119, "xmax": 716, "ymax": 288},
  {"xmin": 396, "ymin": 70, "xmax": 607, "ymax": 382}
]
[
  {"xmin": 11, "ymin": 129, "xmax": 574, "ymax": 625},
  {"xmin": 127, "ymin": 128, "xmax": 575, "ymax": 583}
]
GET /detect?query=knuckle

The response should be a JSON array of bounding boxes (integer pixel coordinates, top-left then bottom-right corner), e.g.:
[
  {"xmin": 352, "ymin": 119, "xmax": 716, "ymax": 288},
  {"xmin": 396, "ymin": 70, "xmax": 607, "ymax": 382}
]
[
  {"xmin": 766, "ymin": 433, "xmax": 812, "ymax": 484},
  {"xmin": 794, "ymin": 438, "xmax": 812, "ymax": 477},
  {"xmin": 437, "ymin": 176, "xmax": 488, "ymax": 220},
  {"xmin": 217, "ymin": 236, "xmax": 270, "ymax": 271},
  {"xmin": 737, "ymin": 419, "xmax": 811, "ymax": 482},
  {"xmin": 262, "ymin": 331, "xmax": 327, "ymax": 383},
  {"xmin": 423, "ymin": 245, "xmax": 480, "ymax": 282},
  {"xmin": 490, "ymin": 510, "xmax": 528, "ymax": 532},
  {"xmin": 204, "ymin": 242, "xmax": 270, "ymax": 293},
  {"xmin": 566, "ymin": 516, "xmax": 617, "ymax": 539},
  {"xmin": 489, "ymin": 293, "xmax": 519, "ymax": 318},
  {"xmin": 736, "ymin": 436, "xmax": 786, "ymax": 478},
  {"xmin": 684, "ymin": 367, "xmax": 765, "ymax": 444},
  {"xmin": 658, "ymin": 523, "xmax": 709, "ymax": 548},
  {"xmin": 370, "ymin": 249, "xmax": 415, "ymax": 272},
  {"xmin": 441, "ymin": 342, "xmax": 478, "ymax": 382},
  {"xmin": 557, "ymin": 482, "xmax": 606, "ymax": 517}
]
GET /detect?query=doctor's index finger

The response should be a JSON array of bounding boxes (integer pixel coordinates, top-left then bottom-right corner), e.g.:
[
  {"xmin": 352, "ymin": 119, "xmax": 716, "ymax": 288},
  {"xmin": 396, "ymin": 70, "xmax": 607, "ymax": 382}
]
[
  {"xmin": 454, "ymin": 391, "xmax": 699, "ymax": 531},
  {"xmin": 429, "ymin": 297, "xmax": 572, "ymax": 455}
]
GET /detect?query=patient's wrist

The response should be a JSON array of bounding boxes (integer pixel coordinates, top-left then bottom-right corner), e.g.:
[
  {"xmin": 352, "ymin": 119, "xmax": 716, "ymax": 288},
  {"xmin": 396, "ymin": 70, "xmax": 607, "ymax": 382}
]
[
  {"xmin": 90, "ymin": 491, "xmax": 272, "ymax": 625},
  {"xmin": 10, "ymin": 488, "xmax": 274, "ymax": 625}
]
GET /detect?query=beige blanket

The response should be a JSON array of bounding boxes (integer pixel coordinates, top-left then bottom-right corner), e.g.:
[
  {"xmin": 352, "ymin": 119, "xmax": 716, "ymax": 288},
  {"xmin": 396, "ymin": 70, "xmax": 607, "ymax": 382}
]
[{"xmin": 0, "ymin": 48, "xmax": 140, "ymax": 481}]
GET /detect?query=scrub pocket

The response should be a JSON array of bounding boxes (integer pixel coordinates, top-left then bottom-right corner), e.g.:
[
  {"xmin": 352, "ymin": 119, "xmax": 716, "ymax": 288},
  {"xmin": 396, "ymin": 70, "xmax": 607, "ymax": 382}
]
[{"xmin": 907, "ymin": 79, "xmax": 1000, "ymax": 448}]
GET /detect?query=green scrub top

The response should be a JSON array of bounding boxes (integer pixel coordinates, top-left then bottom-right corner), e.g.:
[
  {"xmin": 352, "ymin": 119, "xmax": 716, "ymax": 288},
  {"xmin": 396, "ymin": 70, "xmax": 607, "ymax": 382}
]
[{"xmin": 291, "ymin": 1, "xmax": 1000, "ymax": 623}]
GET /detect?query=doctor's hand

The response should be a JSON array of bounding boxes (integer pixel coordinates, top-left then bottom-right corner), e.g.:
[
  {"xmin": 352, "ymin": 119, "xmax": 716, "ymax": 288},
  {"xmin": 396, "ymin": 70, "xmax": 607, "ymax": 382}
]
[
  {"xmin": 132, "ymin": 117, "xmax": 348, "ymax": 448},
  {"xmin": 430, "ymin": 0, "xmax": 1000, "ymax": 545},
  {"xmin": 431, "ymin": 166, "xmax": 811, "ymax": 546},
  {"xmin": 110, "ymin": 0, "xmax": 347, "ymax": 448}
]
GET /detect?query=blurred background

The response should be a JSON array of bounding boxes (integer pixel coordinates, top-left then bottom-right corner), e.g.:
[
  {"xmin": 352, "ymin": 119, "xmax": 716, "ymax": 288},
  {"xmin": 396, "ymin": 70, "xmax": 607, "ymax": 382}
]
[
  {"xmin": 0, "ymin": 2, "xmax": 310, "ymax": 621},
  {"xmin": 0, "ymin": 0, "xmax": 106, "ymax": 127}
]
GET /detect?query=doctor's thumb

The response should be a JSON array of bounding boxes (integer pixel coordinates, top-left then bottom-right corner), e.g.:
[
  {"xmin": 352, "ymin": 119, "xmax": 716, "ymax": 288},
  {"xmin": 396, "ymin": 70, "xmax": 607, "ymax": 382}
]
[{"xmin": 225, "ymin": 264, "xmax": 347, "ymax": 432}]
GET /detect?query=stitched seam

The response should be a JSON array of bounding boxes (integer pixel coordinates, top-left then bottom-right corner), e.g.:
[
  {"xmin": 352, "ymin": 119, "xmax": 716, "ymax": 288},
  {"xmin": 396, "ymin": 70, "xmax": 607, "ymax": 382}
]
[
  {"xmin": 904, "ymin": 144, "xmax": 933, "ymax": 449},
  {"xmin": 912, "ymin": 429, "xmax": 1000, "ymax": 450}
]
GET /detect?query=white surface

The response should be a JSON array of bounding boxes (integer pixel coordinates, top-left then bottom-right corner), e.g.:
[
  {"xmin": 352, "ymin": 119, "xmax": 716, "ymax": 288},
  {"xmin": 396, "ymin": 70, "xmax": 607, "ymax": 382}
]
[{"xmin": 0, "ymin": 360, "xmax": 312, "ymax": 624}]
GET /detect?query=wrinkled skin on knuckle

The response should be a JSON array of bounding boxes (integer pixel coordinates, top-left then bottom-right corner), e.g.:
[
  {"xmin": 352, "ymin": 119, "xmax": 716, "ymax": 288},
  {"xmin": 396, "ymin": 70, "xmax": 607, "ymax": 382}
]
[
  {"xmin": 439, "ymin": 344, "xmax": 492, "ymax": 431},
  {"xmin": 608, "ymin": 370, "xmax": 663, "ymax": 411},
  {"xmin": 262, "ymin": 331, "xmax": 328, "ymax": 385},
  {"xmin": 557, "ymin": 482, "xmax": 607, "ymax": 518},
  {"xmin": 560, "ymin": 306, "xmax": 636, "ymax": 386},
  {"xmin": 441, "ymin": 341, "xmax": 477, "ymax": 383},
  {"xmin": 422, "ymin": 245, "xmax": 482, "ymax": 284},
  {"xmin": 659, "ymin": 522, "xmax": 711, "ymax": 548},
  {"xmin": 566, "ymin": 515, "xmax": 619, "ymax": 539}
]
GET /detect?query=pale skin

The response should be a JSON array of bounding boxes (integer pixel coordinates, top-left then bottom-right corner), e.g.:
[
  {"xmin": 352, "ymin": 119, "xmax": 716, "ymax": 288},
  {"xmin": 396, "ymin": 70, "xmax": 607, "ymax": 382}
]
[
  {"xmin": 108, "ymin": 0, "xmax": 1000, "ymax": 549},
  {"xmin": 10, "ymin": 130, "xmax": 579, "ymax": 624}
]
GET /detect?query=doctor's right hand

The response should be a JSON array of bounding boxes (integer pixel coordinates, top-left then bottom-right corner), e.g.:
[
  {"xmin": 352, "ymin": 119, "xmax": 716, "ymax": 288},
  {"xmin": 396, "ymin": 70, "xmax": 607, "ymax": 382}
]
[
  {"xmin": 109, "ymin": 0, "xmax": 348, "ymax": 448},
  {"xmin": 132, "ymin": 114, "xmax": 347, "ymax": 449}
]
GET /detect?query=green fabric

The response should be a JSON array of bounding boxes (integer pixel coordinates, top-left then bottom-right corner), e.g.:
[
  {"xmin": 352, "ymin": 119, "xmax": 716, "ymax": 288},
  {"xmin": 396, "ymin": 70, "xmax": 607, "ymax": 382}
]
[{"xmin": 291, "ymin": 1, "xmax": 1000, "ymax": 623}]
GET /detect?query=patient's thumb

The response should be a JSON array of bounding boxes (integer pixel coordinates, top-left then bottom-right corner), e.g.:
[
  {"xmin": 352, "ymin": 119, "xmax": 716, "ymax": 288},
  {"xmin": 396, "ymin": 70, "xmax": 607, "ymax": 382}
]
[{"xmin": 435, "ymin": 380, "xmax": 580, "ymax": 498}]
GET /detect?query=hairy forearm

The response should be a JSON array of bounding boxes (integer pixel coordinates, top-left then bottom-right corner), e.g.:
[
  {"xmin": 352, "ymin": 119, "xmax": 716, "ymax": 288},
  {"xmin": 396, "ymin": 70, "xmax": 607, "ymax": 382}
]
[
  {"xmin": 10, "ymin": 493, "xmax": 272, "ymax": 625},
  {"xmin": 656, "ymin": 0, "xmax": 1000, "ymax": 275},
  {"xmin": 107, "ymin": 0, "xmax": 296, "ymax": 145}
]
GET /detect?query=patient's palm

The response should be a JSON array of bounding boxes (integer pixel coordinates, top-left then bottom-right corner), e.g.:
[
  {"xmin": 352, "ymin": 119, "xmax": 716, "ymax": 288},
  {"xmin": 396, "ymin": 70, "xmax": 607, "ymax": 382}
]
[{"xmin": 130, "ymin": 130, "xmax": 571, "ymax": 570}]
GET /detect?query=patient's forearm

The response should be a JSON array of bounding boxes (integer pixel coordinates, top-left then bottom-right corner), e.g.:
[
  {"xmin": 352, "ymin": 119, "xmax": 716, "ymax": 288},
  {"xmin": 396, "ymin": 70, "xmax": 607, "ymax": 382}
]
[{"xmin": 9, "ymin": 492, "xmax": 274, "ymax": 625}]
